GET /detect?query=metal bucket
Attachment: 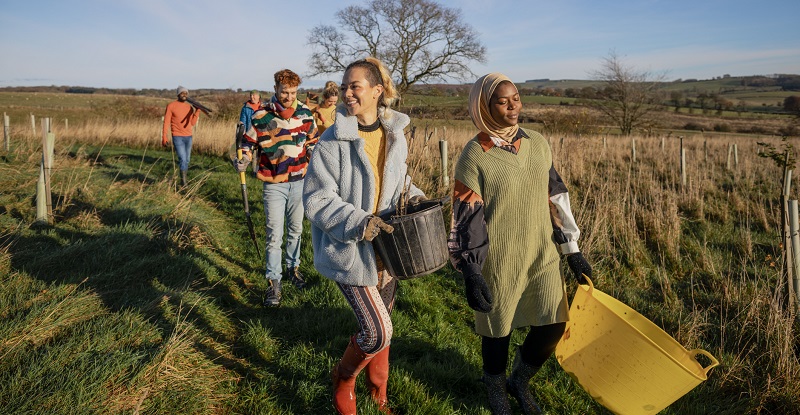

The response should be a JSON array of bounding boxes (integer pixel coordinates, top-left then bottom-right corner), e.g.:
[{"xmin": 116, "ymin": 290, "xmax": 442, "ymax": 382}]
[
  {"xmin": 372, "ymin": 199, "xmax": 449, "ymax": 280},
  {"xmin": 555, "ymin": 276, "xmax": 719, "ymax": 415}
]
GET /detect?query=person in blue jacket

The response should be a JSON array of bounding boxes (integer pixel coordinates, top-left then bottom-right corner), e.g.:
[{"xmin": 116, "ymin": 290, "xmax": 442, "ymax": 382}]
[{"xmin": 239, "ymin": 90, "xmax": 261, "ymax": 130}]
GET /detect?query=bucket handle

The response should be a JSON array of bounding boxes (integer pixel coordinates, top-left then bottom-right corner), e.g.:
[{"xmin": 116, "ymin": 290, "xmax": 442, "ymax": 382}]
[{"xmin": 689, "ymin": 349, "xmax": 720, "ymax": 375}]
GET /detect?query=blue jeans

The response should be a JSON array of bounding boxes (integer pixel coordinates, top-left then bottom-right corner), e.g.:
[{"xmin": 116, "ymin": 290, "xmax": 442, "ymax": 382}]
[
  {"xmin": 263, "ymin": 181, "xmax": 305, "ymax": 281},
  {"xmin": 172, "ymin": 135, "xmax": 192, "ymax": 171}
]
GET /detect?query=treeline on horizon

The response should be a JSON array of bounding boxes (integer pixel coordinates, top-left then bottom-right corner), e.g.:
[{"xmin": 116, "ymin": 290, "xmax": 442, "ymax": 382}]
[{"xmin": 3, "ymin": 73, "xmax": 800, "ymax": 97}]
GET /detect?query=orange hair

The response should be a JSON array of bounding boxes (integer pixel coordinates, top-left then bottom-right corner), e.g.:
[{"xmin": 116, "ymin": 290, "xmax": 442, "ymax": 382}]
[{"xmin": 274, "ymin": 69, "xmax": 301, "ymax": 88}]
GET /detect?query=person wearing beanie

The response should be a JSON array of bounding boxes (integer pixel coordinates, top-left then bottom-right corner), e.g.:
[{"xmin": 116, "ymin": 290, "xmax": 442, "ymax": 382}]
[
  {"xmin": 162, "ymin": 85, "xmax": 202, "ymax": 187},
  {"xmin": 234, "ymin": 69, "xmax": 318, "ymax": 307},
  {"xmin": 449, "ymin": 73, "xmax": 592, "ymax": 415},
  {"xmin": 239, "ymin": 90, "xmax": 262, "ymax": 131}
]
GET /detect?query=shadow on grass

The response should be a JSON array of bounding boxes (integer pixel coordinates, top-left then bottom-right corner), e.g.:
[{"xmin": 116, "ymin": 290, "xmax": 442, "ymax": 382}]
[{"xmin": 3, "ymin": 148, "xmax": 497, "ymax": 413}]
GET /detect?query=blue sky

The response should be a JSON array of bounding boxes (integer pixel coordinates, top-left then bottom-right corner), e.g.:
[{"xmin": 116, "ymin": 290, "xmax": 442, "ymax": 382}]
[{"xmin": 1, "ymin": 0, "xmax": 798, "ymax": 90}]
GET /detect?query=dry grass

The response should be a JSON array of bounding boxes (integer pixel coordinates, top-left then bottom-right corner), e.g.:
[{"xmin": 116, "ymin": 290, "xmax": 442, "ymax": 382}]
[{"xmin": 411, "ymin": 125, "xmax": 800, "ymax": 408}]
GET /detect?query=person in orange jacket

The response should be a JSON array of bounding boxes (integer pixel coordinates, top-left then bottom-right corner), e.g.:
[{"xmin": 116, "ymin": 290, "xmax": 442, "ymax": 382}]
[{"xmin": 162, "ymin": 86, "xmax": 202, "ymax": 186}]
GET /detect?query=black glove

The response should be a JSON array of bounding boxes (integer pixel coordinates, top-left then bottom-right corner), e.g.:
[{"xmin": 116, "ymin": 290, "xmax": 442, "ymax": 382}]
[
  {"xmin": 364, "ymin": 216, "xmax": 394, "ymax": 241},
  {"xmin": 233, "ymin": 152, "xmax": 251, "ymax": 173},
  {"xmin": 463, "ymin": 272, "xmax": 493, "ymax": 313},
  {"xmin": 567, "ymin": 253, "xmax": 591, "ymax": 284}
]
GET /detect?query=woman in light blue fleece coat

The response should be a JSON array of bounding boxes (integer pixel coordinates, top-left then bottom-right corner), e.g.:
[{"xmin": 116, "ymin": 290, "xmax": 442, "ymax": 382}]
[{"xmin": 303, "ymin": 57, "xmax": 424, "ymax": 415}]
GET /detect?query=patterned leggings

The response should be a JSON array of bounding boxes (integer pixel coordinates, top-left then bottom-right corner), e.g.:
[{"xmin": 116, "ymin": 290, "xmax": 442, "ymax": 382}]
[{"xmin": 336, "ymin": 271, "xmax": 397, "ymax": 354}]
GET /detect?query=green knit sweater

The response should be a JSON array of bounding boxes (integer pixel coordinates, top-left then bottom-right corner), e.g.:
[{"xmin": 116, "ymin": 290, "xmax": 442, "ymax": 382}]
[{"xmin": 454, "ymin": 128, "xmax": 568, "ymax": 337}]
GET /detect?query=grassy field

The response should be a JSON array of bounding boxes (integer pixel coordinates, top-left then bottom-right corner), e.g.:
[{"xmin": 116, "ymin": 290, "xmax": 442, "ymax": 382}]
[{"xmin": 1, "ymin": 109, "xmax": 800, "ymax": 414}]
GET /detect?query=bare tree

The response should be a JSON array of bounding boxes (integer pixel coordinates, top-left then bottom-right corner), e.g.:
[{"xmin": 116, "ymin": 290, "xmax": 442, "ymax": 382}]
[
  {"xmin": 306, "ymin": 0, "xmax": 486, "ymax": 96},
  {"xmin": 589, "ymin": 51, "xmax": 666, "ymax": 135}
]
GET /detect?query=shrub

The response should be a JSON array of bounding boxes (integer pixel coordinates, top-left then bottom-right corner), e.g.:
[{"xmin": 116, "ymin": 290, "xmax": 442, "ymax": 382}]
[
  {"xmin": 209, "ymin": 93, "xmax": 245, "ymax": 121},
  {"xmin": 778, "ymin": 124, "xmax": 799, "ymax": 137},
  {"xmin": 95, "ymin": 97, "xmax": 163, "ymax": 119},
  {"xmin": 713, "ymin": 123, "xmax": 731, "ymax": 132},
  {"xmin": 747, "ymin": 125, "xmax": 771, "ymax": 134},
  {"xmin": 537, "ymin": 108, "xmax": 600, "ymax": 135}
]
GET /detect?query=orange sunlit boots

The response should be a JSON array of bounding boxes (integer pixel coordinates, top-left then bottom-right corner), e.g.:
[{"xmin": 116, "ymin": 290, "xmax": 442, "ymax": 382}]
[
  {"xmin": 332, "ymin": 336, "xmax": 375, "ymax": 415},
  {"xmin": 365, "ymin": 346, "xmax": 393, "ymax": 414}
]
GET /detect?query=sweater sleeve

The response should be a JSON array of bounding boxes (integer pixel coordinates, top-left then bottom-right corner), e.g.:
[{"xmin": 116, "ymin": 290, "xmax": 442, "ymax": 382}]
[
  {"xmin": 239, "ymin": 104, "xmax": 250, "ymax": 129},
  {"xmin": 448, "ymin": 179, "xmax": 489, "ymax": 277},
  {"xmin": 548, "ymin": 163, "xmax": 581, "ymax": 255},
  {"xmin": 304, "ymin": 115, "xmax": 319, "ymax": 155},
  {"xmin": 240, "ymin": 109, "xmax": 266, "ymax": 152},
  {"xmin": 190, "ymin": 106, "xmax": 201, "ymax": 126},
  {"xmin": 162, "ymin": 104, "xmax": 173, "ymax": 145}
]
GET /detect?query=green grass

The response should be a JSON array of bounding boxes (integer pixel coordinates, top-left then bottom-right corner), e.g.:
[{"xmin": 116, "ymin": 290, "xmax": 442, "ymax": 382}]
[
  {"xmin": 3, "ymin": 142, "xmax": 576, "ymax": 414},
  {"xmin": 1, "ymin": 131, "xmax": 798, "ymax": 414}
]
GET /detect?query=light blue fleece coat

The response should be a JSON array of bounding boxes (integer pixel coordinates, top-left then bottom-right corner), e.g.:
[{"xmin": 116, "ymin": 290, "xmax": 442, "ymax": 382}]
[{"xmin": 303, "ymin": 106, "xmax": 424, "ymax": 286}]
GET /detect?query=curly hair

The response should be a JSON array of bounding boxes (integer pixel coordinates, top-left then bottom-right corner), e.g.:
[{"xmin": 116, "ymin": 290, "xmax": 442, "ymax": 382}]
[{"xmin": 274, "ymin": 69, "xmax": 301, "ymax": 88}]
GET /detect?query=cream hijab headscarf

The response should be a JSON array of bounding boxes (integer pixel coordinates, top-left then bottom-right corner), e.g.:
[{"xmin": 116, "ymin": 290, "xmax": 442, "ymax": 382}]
[{"xmin": 468, "ymin": 73, "xmax": 519, "ymax": 140}]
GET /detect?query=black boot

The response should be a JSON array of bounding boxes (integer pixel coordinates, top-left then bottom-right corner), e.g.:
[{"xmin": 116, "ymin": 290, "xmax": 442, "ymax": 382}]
[
  {"xmin": 506, "ymin": 350, "xmax": 542, "ymax": 415},
  {"xmin": 284, "ymin": 267, "xmax": 307, "ymax": 289},
  {"xmin": 481, "ymin": 372, "xmax": 512, "ymax": 415},
  {"xmin": 263, "ymin": 280, "xmax": 282, "ymax": 307},
  {"xmin": 180, "ymin": 170, "xmax": 188, "ymax": 187}
]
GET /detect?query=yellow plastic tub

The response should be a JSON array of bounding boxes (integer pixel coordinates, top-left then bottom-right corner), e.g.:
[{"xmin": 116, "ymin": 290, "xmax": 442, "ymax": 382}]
[{"xmin": 555, "ymin": 277, "xmax": 719, "ymax": 415}]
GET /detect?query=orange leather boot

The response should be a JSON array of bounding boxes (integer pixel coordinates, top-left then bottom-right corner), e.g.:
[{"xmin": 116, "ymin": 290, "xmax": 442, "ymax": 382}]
[
  {"xmin": 365, "ymin": 346, "xmax": 393, "ymax": 414},
  {"xmin": 332, "ymin": 336, "xmax": 374, "ymax": 415}
]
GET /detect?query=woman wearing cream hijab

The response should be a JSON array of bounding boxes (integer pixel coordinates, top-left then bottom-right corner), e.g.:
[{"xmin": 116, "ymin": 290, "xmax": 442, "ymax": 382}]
[{"xmin": 448, "ymin": 73, "xmax": 592, "ymax": 414}]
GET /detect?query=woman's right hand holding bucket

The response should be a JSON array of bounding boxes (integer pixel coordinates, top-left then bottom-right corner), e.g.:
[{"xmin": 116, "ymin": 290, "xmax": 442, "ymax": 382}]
[{"xmin": 364, "ymin": 216, "xmax": 394, "ymax": 241}]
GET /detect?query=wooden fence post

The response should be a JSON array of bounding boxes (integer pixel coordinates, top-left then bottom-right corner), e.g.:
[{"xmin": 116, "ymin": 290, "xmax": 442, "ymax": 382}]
[
  {"xmin": 781, "ymin": 155, "xmax": 793, "ymax": 308},
  {"xmin": 439, "ymin": 139, "xmax": 449, "ymax": 188},
  {"xmin": 704, "ymin": 140, "xmax": 708, "ymax": 162},
  {"xmin": 789, "ymin": 199, "xmax": 800, "ymax": 314},
  {"xmin": 64, "ymin": 118, "xmax": 69, "ymax": 134},
  {"xmin": 631, "ymin": 137, "xmax": 637, "ymax": 163},
  {"xmin": 726, "ymin": 144, "xmax": 733, "ymax": 170},
  {"xmin": 36, "ymin": 118, "xmax": 54, "ymax": 223},
  {"xmin": 681, "ymin": 148, "xmax": 687, "ymax": 188},
  {"xmin": 3, "ymin": 112, "xmax": 9, "ymax": 152},
  {"xmin": 30, "ymin": 113, "xmax": 36, "ymax": 136},
  {"xmin": 733, "ymin": 144, "xmax": 739, "ymax": 168}
]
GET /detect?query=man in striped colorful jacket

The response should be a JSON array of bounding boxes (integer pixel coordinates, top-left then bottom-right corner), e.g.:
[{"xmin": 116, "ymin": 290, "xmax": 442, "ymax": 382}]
[{"xmin": 237, "ymin": 69, "xmax": 318, "ymax": 307}]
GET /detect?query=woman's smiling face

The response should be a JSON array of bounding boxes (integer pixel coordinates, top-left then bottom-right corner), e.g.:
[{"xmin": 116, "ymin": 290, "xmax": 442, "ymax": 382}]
[{"xmin": 340, "ymin": 66, "xmax": 382, "ymax": 122}]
